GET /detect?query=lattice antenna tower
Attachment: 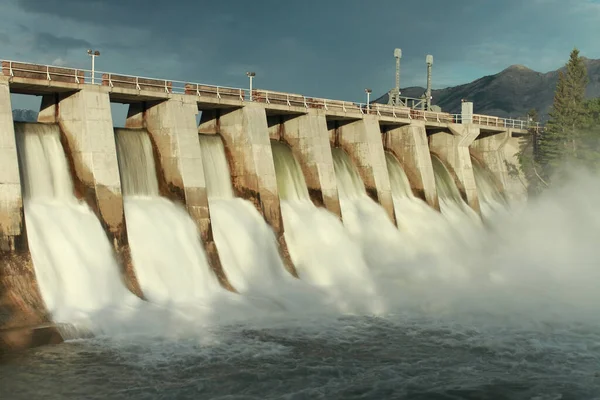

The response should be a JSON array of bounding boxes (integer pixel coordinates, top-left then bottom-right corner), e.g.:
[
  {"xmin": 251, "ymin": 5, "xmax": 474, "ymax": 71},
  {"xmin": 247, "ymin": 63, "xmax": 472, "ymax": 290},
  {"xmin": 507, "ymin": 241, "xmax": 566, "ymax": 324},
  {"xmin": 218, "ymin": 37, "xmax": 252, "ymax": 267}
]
[{"xmin": 388, "ymin": 48, "xmax": 402, "ymax": 106}]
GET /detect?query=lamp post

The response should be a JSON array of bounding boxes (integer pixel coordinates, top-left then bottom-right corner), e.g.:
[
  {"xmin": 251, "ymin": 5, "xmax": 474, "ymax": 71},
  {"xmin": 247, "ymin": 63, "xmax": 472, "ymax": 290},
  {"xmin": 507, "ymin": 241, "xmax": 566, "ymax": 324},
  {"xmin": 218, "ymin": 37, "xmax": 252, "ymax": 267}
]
[
  {"xmin": 246, "ymin": 71, "xmax": 255, "ymax": 101},
  {"xmin": 365, "ymin": 88, "xmax": 372, "ymax": 113},
  {"xmin": 87, "ymin": 49, "xmax": 100, "ymax": 84}
]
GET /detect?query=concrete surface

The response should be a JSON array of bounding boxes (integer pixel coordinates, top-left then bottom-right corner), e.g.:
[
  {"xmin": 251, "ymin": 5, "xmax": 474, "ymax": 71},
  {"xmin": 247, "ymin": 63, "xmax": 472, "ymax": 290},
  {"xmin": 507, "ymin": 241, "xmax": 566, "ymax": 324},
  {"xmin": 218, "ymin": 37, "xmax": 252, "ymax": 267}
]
[
  {"xmin": 199, "ymin": 106, "xmax": 298, "ymax": 278},
  {"xmin": 383, "ymin": 121, "xmax": 439, "ymax": 209},
  {"xmin": 429, "ymin": 124, "xmax": 481, "ymax": 213},
  {"xmin": 127, "ymin": 97, "xmax": 233, "ymax": 291},
  {"xmin": 0, "ymin": 78, "xmax": 50, "ymax": 334},
  {"xmin": 280, "ymin": 110, "xmax": 342, "ymax": 218},
  {"xmin": 46, "ymin": 86, "xmax": 143, "ymax": 298},
  {"xmin": 330, "ymin": 116, "xmax": 396, "ymax": 224}
]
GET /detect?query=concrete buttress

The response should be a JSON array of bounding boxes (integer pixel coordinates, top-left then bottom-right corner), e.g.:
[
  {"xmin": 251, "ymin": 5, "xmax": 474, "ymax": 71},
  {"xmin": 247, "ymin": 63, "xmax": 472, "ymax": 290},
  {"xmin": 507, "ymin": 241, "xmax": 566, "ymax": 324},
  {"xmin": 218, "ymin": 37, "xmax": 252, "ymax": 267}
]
[
  {"xmin": 429, "ymin": 124, "xmax": 481, "ymax": 213},
  {"xmin": 383, "ymin": 121, "xmax": 439, "ymax": 209},
  {"xmin": 280, "ymin": 110, "xmax": 342, "ymax": 218},
  {"xmin": 470, "ymin": 130, "xmax": 511, "ymax": 195},
  {"xmin": 333, "ymin": 117, "xmax": 396, "ymax": 225},
  {"xmin": 45, "ymin": 86, "xmax": 144, "ymax": 298},
  {"xmin": 126, "ymin": 97, "xmax": 233, "ymax": 292},
  {"xmin": 0, "ymin": 78, "xmax": 51, "ymax": 335},
  {"xmin": 198, "ymin": 105, "xmax": 298, "ymax": 278}
]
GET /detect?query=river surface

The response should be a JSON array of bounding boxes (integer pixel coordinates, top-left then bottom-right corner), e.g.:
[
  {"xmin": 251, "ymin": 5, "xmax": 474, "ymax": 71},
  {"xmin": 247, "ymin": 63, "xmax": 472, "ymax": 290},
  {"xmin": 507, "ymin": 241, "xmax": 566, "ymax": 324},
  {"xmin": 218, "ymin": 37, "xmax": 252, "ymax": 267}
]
[{"xmin": 2, "ymin": 313, "xmax": 599, "ymax": 399}]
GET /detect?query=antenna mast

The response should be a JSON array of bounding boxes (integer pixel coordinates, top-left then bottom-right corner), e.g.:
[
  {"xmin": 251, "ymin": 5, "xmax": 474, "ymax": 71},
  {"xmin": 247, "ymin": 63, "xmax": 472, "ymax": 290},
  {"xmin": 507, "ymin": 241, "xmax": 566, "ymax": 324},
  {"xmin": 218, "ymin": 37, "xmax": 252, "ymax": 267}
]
[
  {"xmin": 388, "ymin": 48, "xmax": 402, "ymax": 106},
  {"xmin": 425, "ymin": 55, "xmax": 433, "ymax": 111}
]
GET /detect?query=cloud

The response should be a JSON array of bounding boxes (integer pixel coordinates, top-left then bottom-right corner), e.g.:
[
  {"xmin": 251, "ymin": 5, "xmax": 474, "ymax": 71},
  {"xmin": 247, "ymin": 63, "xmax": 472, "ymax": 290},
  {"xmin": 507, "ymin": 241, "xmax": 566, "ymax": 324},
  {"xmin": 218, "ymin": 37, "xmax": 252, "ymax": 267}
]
[{"xmin": 33, "ymin": 32, "xmax": 91, "ymax": 55}]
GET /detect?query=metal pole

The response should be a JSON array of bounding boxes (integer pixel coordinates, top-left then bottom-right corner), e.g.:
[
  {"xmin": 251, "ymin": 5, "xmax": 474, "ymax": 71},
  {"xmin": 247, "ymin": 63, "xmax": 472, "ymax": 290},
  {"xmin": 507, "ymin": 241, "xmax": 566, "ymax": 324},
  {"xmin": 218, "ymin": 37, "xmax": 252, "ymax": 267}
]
[
  {"xmin": 426, "ymin": 55, "xmax": 433, "ymax": 111},
  {"xmin": 246, "ymin": 72, "xmax": 255, "ymax": 101},
  {"xmin": 392, "ymin": 48, "xmax": 401, "ymax": 106},
  {"xmin": 91, "ymin": 54, "xmax": 95, "ymax": 85},
  {"xmin": 365, "ymin": 88, "xmax": 371, "ymax": 113}
]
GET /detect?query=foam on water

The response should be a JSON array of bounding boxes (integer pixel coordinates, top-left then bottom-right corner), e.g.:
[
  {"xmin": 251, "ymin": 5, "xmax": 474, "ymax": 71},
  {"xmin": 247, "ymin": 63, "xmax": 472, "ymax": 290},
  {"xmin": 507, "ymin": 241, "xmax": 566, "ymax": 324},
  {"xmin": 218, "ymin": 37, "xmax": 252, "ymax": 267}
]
[
  {"xmin": 198, "ymin": 135, "xmax": 330, "ymax": 313},
  {"xmin": 471, "ymin": 155, "xmax": 508, "ymax": 220},
  {"xmin": 114, "ymin": 129, "xmax": 274, "ymax": 322},
  {"xmin": 115, "ymin": 129, "xmax": 218, "ymax": 303},
  {"xmin": 271, "ymin": 141, "xmax": 383, "ymax": 314},
  {"xmin": 13, "ymin": 123, "xmax": 163, "ymax": 336}
]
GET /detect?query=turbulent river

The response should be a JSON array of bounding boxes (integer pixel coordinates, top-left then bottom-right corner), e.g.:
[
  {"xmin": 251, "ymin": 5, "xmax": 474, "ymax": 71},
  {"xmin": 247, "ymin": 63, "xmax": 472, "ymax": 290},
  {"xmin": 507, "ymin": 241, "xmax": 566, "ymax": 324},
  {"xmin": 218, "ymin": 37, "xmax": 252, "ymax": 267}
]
[{"xmin": 2, "ymin": 124, "xmax": 599, "ymax": 399}]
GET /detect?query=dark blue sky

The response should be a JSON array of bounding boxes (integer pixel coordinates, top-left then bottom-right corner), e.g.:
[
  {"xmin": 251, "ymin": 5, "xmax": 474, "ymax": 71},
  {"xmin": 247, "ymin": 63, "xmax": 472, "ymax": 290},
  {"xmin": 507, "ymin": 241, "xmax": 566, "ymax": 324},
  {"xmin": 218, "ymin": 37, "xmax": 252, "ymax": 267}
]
[{"xmin": 3, "ymin": 0, "xmax": 600, "ymax": 112}]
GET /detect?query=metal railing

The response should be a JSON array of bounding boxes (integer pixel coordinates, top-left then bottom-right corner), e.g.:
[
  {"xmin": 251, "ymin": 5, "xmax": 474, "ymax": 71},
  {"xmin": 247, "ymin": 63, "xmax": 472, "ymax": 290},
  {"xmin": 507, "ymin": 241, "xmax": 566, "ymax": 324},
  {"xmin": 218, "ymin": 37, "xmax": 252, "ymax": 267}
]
[{"xmin": 1, "ymin": 60, "xmax": 538, "ymax": 129}]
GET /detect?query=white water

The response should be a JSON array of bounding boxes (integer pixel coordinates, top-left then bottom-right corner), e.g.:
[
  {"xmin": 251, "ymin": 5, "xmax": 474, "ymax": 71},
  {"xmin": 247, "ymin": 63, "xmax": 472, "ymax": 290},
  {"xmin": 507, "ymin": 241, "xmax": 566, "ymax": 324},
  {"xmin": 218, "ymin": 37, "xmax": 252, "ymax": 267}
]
[
  {"xmin": 198, "ymin": 135, "xmax": 328, "ymax": 312},
  {"xmin": 330, "ymin": 148, "xmax": 407, "ymax": 279},
  {"xmin": 271, "ymin": 141, "xmax": 383, "ymax": 314},
  {"xmin": 431, "ymin": 154, "xmax": 481, "ymax": 229},
  {"xmin": 114, "ymin": 129, "xmax": 225, "ymax": 305},
  {"xmin": 471, "ymin": 156, "xmax": 508, "ymax": 220},
  {"xmin": 14, "ymin": 123, "xmax": 157, "ymax": 335}
]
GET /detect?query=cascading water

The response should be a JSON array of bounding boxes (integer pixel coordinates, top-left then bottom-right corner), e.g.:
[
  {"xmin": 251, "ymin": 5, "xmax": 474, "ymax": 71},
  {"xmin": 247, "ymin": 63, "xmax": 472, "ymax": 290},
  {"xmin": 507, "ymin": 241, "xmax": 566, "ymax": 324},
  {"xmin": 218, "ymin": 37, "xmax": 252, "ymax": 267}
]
[
  {"xmin": 7, "ymin": 125, "xmax": 600, "ymax": 399},
  {"xmin": 330, "ymin": 148, "xmax": 407, "ymax": 280},
  {"xmin": 198, "ymin": 135, "xmax": 327, "ymax": 312},
  {"xmin": 271, "ymin": 141, "xmax": 382, "ymax": 314},
  {"xmin": 471, "ymin": 156, "xmax": 508, "ymax": 220},
  {"xmin": 385, "ymin": 151, "xmax": 478, "ymax": 283},
  {"xmin": 14, "ymin": 123, "xmax": 146, "ymax": 335},
  {"xmin": 431, "ymin": 154, "xmax": 481, "ymax": 224},
  {"xmin": 115, "ymin": 129, "xmax": 222, "ymax": 306}
]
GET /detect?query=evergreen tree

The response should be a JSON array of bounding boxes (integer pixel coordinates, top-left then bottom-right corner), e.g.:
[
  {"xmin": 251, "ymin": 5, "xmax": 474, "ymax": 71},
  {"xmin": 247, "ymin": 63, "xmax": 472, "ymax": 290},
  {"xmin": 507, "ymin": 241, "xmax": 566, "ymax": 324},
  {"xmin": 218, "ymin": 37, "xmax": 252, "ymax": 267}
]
[{"xmin": 537, "ymin": 48, "xmax": 589, "ymax": 181}]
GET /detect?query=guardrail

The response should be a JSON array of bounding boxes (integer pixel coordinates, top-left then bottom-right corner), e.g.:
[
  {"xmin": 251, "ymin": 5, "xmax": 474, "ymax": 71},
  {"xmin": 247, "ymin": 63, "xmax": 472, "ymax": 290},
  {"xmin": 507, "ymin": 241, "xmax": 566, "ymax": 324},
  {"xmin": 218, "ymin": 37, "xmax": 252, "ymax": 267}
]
[{"xmin": 1, "ymin": 60, "xmax": 538, "ymax": 130}]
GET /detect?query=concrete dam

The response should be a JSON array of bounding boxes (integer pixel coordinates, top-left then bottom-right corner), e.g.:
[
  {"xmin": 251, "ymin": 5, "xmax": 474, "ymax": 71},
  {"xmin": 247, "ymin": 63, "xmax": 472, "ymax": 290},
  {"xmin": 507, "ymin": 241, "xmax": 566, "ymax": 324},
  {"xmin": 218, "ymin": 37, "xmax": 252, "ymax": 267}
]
[{"xmin": 0, "ymin": 61, "xmax": 533, "ymax": 352}]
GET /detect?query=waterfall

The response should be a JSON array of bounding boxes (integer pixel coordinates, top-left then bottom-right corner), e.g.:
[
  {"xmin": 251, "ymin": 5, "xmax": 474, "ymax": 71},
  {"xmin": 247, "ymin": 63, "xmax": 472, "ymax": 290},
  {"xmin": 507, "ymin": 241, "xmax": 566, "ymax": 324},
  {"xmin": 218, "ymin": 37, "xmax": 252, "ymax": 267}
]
[
  {"xmin": 330, "ymin": 148, "xmax": 406, "ymax": 283},
  {"xmin": 198, "ymin": 135, "xmax": 326, "ymax": 312},
  {"xmin": 431, "ymin": 155, "xmax": 480, "ymax": 223},
  {"xmin": 385, "ymin": 151, "xmax": 472, "ymax": 278},
  {"xmin": 471, "ymin": 156, "xmax": 507, "ymax": 219},
  {"xmin": 271, "ymin": 141, "xmax": 382, "ymax": 314},
  {"xmin": 115, "ymin": 129, "xmax": 227, "ymax": 307},
  {"xmin": 386, "ymin": 151, "xmax": 447, "ymax": 240},
  {"xmin": 14, "ymin": 123, "xmax": 144, "ymax": 335},
  {"xmin": 198, "ymin": 135, "xmax": 234, "ymax": 199}
]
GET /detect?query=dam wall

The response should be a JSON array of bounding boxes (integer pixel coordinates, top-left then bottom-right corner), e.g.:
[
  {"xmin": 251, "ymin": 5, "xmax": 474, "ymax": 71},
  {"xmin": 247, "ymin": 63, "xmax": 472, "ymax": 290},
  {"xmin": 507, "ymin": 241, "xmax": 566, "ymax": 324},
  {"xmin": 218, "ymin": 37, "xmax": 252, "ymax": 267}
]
[
  {"xmin": 0, "ymin": 79, "xmax": 50, "ymax": 342},
  {"xmin": 0, "ymin": 60, "xmax": 536, "ymax": 352},
  {"xmin": 383, "ymin": 121, "xmax": 439, "ymax": 209},
  {"xmin": 198, "ymin": 106, "xmax": 298, "ymax": 278},
  {"xmin": 329, "ymin": 117, "xmax": 396, "ymax": 224},
  {"xmin": 39, "ymin": 87, "xmax": 143, "ymax": 298},
  {"xmin": 428, "ymin": 124, "xmax": 481, "ymax": 213},
  {"xmin": 274, "ymin": 110, "xmax": 342, "ymax": 218},
  {"xmin": 125, "ymin": 97, "xmax": 232, "ymax": 291}
]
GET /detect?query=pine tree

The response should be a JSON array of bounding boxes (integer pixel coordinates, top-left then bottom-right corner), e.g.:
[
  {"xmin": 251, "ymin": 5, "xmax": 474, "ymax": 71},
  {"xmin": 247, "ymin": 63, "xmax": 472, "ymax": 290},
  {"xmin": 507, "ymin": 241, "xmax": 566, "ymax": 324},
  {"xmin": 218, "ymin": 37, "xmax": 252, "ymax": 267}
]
[{"xmin": 537, "ymin": 48, "xmax": 589, "ymax": 181}]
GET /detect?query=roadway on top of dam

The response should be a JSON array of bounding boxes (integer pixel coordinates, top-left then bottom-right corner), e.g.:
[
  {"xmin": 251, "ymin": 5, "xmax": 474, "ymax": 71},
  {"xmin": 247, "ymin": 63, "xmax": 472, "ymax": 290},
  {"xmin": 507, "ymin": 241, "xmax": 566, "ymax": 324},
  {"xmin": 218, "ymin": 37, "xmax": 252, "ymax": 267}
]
[{"xmin": 1, "ymin": 60, "xmax": 532, "ymax": 134}]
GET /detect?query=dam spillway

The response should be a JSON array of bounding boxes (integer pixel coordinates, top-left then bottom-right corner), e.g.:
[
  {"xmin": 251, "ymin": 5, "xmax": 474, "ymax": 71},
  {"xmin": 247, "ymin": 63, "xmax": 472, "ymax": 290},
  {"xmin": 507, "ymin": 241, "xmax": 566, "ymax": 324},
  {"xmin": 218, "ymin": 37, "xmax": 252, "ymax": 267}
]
[{"xmin": 0, "ymin": 68, "xmax": 534, "ymax": 351}]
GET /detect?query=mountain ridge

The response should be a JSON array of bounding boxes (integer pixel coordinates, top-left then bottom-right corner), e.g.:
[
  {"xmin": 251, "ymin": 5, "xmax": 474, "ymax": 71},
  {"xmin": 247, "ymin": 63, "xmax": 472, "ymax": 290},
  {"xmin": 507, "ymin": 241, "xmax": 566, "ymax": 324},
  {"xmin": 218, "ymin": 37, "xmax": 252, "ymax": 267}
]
[{"xmin": 375, "ymin": 58, "xmax": 600, "ymax": 121}]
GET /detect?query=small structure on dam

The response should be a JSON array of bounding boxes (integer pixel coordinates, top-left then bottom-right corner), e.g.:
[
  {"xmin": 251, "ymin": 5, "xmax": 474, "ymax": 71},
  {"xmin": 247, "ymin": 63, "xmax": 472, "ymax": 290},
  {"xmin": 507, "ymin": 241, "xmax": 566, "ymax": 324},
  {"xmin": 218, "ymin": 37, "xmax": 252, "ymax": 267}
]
[{"xmin": 0, "ymin": 58, "xmax": 536, "ymax": 353}]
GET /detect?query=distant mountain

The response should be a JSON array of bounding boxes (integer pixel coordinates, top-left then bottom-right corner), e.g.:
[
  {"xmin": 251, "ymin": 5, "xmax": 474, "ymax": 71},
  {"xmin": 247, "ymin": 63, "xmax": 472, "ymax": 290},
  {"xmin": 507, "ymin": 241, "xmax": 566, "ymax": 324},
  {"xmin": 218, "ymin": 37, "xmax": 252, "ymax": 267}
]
[
  {"xmin": 12, "ymin": 109, "xmax": 38, "ymax": 122},
  {"xmin": 375, "ymin": 58, "xmax": 600, "ymax": 121}
]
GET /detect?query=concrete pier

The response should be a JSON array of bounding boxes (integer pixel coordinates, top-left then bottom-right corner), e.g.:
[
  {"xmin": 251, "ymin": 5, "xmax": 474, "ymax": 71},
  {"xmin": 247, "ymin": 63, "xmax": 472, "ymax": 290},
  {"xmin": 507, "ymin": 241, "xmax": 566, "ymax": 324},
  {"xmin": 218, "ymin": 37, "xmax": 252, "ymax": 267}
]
[
  {"xmin": 199, "ymin": 105, "xmax": 298, "ymax": 277},
  {"xmin": 331, "ymin": 117, "xmax": 396, "ymax": 224},
  {"xmin": 500, "ymin": 131, "xmax": 531, "ymax": 202},
  {"xmin": 470, "ymin": 130, "xmax": 511, "ymax": 195},
  {"xmin": 383, "ymin": 121, "xmax": 439, "ymax": 209},
  {"xmin": 278, "ymin": 110, "xmax": 342, "ymax": 218},
  {"xmin": 0, "ymin": 79, "xmax": 50, "ymax": 337},
  {"xmin": 126, "ymin": 97, "xmax": 232, "ymax": 291},
  {"xmin": 42, "ymin": 86, "xmax": 143, "ymax": 298},
  {"xmin": 428, "ymin": 124, "xmax": 481, "ymax": 212}
]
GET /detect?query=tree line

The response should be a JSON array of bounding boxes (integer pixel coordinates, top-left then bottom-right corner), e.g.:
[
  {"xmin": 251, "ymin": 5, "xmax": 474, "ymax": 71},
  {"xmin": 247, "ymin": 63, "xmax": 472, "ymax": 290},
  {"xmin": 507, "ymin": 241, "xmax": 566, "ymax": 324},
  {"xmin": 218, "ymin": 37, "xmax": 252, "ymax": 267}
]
[{"xmin": 520, "ymin": 48, "xmax": 600, "ymax": 193}]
